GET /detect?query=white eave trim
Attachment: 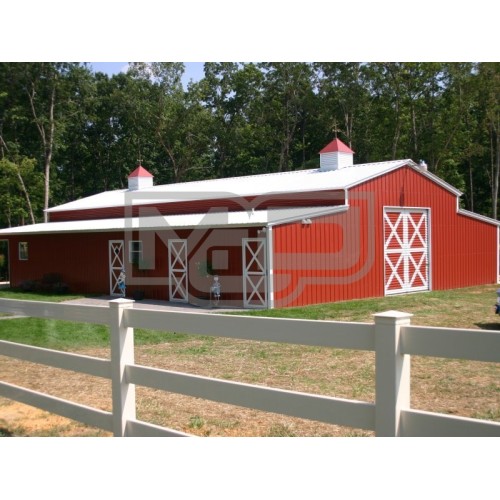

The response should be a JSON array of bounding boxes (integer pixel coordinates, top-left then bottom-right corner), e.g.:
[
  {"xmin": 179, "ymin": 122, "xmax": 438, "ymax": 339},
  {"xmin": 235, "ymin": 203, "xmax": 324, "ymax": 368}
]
[
  {"xmin": 458, "ymin": 208, "xmax": 500, "ymax": 226},
  {"xmin": 0, "ymin": 206, "xmax": 350, "ymax": 236},
  {"xmin": 266, "ymin": 204, "xmax": 349, "ymax": 227},
  {"xmin": 344, "ymin": 160, "xmax": 463, "ymax": 197},
  {"xmin": 343, "ymin": 159, "xmax": 417, "ymax": 189},
  {"xmin": 418, "ymin": 167, "xmax": 463, "ymax": 196}
]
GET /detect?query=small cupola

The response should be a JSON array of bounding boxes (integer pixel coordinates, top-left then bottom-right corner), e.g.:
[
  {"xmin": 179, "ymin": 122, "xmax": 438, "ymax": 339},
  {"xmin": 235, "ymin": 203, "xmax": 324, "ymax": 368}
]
[
  {"xmin": 128, "ymin": 165, "xmax": 154, "ymax": 191},
  {"xmin": 319, "ymin": 138, "xmax": 354, "ymax": 171}
]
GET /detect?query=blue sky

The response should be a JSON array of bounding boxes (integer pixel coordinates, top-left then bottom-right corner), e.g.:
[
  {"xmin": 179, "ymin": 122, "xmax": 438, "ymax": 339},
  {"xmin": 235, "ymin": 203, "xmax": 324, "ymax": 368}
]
[{"xmin": 90, "ymin": 62, "xmax": 206, "ymax": 88}]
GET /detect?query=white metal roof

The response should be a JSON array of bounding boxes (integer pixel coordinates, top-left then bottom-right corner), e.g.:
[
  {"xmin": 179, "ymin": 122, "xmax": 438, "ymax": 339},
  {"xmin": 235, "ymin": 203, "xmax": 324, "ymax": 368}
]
[
  {"xmin": 46, "ymin": 159, "xmax": 449, "ymax": 214},
  {"xmin": 0, "ymin": 206, "xmax": 349, "ymax": 235}
]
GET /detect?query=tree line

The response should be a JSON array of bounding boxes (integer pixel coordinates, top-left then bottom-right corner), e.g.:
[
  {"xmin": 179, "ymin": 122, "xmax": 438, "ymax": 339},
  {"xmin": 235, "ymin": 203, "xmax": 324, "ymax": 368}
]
[{"xmin": 0, "ymin": 62, "xmax": 499, "ymax": 227}]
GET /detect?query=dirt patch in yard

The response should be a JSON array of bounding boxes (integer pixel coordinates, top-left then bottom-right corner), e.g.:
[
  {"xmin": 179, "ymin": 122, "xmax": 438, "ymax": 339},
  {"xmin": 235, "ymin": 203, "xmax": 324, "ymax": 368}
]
[
  {"xmin": 0, "ymin": 401, "xmax": 111, "ymax": 437},
  {"xmin": 0, "ymin": 343, "xmax": 373, "ymax": 437},
  {"xmin": 1, "ymin": 336, "xmax": 499, "ymax": 437}
]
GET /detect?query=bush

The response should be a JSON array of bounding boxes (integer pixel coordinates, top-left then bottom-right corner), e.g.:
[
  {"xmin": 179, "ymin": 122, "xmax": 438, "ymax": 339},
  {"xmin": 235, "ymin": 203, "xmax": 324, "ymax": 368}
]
[
  {"xmin": 41, "ymin": 273, "xmax": 62, "ymax": 286},
  {"xmin": 52, "ymin": 282, "xmax": 70, "ymax": 294},
  {"xmin": 20, "ymin": 280, "xmax": 37, "ymax": 292},
  {"xmin": 19, "ymin": 274, "xmax": 70, "ymax": 294}
]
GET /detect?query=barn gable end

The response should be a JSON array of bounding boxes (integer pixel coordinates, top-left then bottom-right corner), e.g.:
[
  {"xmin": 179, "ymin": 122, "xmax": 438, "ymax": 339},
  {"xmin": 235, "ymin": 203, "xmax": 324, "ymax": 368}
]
[{"xmin": 272, "ymin": 165, "xmax": 499, "ymax": 308}]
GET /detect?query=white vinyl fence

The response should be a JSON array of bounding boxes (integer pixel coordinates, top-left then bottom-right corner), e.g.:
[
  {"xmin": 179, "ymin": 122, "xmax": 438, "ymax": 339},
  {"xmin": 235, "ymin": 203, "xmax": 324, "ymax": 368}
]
[{"xmin": 0, "ymin": 297, "xmax": 499, "ymax": 437}]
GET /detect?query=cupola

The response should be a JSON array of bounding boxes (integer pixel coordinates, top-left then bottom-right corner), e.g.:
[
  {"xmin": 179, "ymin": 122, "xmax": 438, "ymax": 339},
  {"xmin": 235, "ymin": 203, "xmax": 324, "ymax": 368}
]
[
  {"xmin": 319, "ymin": 138, "xmax": 354, "ymax": 171},
  {"xmin": 128, "ymin": 165, "xmax": 154, "ymax": 190}
]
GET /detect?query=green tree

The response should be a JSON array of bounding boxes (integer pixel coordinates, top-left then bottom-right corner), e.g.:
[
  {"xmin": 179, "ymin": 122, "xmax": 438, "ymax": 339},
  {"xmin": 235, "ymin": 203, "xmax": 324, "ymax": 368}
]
[
  {"xmin": 315, "ymin": 62, "xmax": 371, "ymax": 161},
  {"xmin": 21, "ymin": 63, "xmax": 83, "ymax": 221},
  {"xmin": 0, "ymin": 62, "xmax": 86, "ymax": 220},
  {"xmin": 127, "ymin": 62, "xmax": 213, "ymax": 183},
  {"xmin": 0, "ymin": 157, "xmax": 43, "ymax": 227},
  {"xmin": 475, "ymin": 63, "xmax": 500, "ymax": 218},
  {"xmin": 259, "ymin": 62, "xmax": 316, "ymax": 171},
  {"xmin": 1, "ymin": 61, "xmax": 499, "ymax": 223},
  {"xmin": 197, "ymin": 62, "xmax": 273, "ymax": 178}
]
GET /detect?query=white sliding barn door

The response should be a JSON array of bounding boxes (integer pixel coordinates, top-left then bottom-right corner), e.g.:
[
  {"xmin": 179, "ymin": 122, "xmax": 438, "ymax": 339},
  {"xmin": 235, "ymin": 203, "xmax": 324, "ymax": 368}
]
[
  {"xmin": 384, "ymin": 209, "xmax": 429, "ymax": 295},
  {"xmin": 168, "ymin": 239, "xmax": 188, "ymax": 303},
  {"xmin": 109, "ymin": 240, "xmax": 125, "ymax": 296},
  {"xmin": 242, "ymin": 238, "xmax": 267, "ymax": 308}
]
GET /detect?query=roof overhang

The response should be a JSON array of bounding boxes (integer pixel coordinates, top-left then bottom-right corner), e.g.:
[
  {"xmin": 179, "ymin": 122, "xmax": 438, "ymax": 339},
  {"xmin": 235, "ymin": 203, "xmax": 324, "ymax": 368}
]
[
  {"xmin": 43, "ymin": 160, "xmax": 422, "ymax": 215},
  {"xmin": 0, "ymin": 205, "xmax": 349, "ymax": 236},
  {"xmin": 457, "ymin": 208, "xmax": 500, "ymax": 226},
  {"xmin": 344, "ymin": 160, "xmax": 463, "ymax": 197},
  {"xmin": 44, "ymin": 159, "xmax": 464, "ymax": 217}
]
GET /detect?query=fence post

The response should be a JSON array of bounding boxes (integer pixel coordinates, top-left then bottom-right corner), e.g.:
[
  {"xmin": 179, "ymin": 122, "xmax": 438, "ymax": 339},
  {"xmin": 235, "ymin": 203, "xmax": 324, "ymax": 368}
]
[
  {"xmin": 373, "ymin": 310, "xmax": 412, "ymax": 437},
  {"xmin": 109, "ymin": 298, "xmax": 135, "ymax": 437}
]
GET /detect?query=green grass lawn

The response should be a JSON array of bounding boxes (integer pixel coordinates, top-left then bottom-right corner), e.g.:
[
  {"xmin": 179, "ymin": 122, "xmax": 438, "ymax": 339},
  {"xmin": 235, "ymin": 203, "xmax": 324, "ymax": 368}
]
[
  {"xmin": 0, "ymin": 288, "xmax": 199, "ymax": 348},
  {"xmin": 0, "ymin": 284, "xmax": 498, "ymax": 436},
  {"xmin": 0, "ymin": 317, "xmax": 191, "ymax": 350},
  {"xmin": 236, "ymin": 284, "xmax": 500, "ymax": 329},
  {"xmin": 0, "ymin": 288, "xmax": 88, "ymax": 318},
  {"xmin": 0, "ymin": 288, "xmax": 86, "ymax": 303}
]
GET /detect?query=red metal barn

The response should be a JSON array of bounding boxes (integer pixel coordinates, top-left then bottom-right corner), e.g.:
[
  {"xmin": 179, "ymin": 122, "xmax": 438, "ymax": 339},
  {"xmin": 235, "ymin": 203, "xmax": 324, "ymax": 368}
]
[{"xmin": 1, "ymin": 139, "xmax": 498, "ymax": 309}]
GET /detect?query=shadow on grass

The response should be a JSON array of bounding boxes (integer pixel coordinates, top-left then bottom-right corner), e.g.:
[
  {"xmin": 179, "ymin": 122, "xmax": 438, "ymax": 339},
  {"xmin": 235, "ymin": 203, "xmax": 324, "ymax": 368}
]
[
  {"xmin": 475, "ymin": 322, "xmax": 500, "ymax": 331},
  {"xmin": 0, "ymin": 426, "xmax": 14, "ymax": 437}
]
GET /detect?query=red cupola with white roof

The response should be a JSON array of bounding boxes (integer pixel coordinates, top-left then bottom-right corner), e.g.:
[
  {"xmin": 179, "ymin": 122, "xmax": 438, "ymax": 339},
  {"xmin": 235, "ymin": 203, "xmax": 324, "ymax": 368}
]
[
  {"xmin": 128, "ymin": 165, "xmax": 154, "ymax": 191},
  {"xmin": 319, "ymin": 138, "xmax": 354, "ymax": 171}
]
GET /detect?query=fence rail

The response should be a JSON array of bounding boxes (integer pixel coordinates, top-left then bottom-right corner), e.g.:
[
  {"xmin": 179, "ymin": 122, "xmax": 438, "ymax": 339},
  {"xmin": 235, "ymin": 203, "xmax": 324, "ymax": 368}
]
[{"xmin": 0, "ymin": 297, "xmax": 499, "ymax": 437}]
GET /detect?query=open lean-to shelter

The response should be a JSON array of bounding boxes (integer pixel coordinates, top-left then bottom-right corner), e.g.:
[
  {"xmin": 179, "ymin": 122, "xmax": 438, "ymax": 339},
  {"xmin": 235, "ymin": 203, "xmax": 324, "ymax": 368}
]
[{"xmin": 0, "ymin": 138, "xmax": 498, "ymax": 309}]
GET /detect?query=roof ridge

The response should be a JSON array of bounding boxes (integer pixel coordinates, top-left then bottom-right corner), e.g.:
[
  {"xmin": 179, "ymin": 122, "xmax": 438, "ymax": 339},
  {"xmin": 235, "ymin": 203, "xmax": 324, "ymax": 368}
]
[
  {"xmin": 46, "ymin": 158, "xmax": 419, "ymax": 214},
  {"xmin": 148, "ymin": 167, "xmax": 320, "ymax": 190},
  {"xmin": 150, "ymin": 159, "xmax": 414, "ymax": 189}
]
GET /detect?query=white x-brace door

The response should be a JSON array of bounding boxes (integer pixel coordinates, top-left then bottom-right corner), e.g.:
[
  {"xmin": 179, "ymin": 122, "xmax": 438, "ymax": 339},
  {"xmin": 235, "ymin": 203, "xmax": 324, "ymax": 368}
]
[
  {"xmin": 168, "ymin": 239, "xmax": 188, "ymax": 303},
  {"xmin": 242, "ymin": 238, "xmax": 267, "ymax": 308},
  {"xmin": 384, "ymin": 209, "xmax": 429, "ymax": 295},
  {"xmin": 109, "ymin": 240, "xmax": 125, "ymax": 296}
]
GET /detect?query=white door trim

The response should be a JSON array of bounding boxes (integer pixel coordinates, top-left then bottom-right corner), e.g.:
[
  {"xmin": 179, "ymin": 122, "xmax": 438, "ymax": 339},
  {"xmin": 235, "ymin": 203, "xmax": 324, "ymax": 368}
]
[
  {"xmin": 109, "ymin": 240, "xmax": 125, "ymax": 296},
  {"xmin": 384, "ymin": 208, "xmax": 430, "ymax": 295},
  {"xmin": 168, "ymin": 239, "xmax": 188, "ymax": 303},
  {"xmin": 242, "ymin": 238, "xmax": 267, "ymax": 308}
]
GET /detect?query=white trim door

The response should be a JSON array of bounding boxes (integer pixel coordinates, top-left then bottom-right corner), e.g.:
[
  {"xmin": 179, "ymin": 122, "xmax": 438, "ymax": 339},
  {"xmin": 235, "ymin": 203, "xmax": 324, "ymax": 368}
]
[
  {"xmin": 242, "ymin": 238, "xmax": 267, "ymax": 308},
  {"xmin": 109, "ymin": 240, "xmax": 125, "ymax": 296},
  {"xmin": 384, "ymin": 209, "xmax": 429, "ymax": 295},
  {"xmin": 168, "ymin": 239, "xmax": 188, "ymax": 303}
]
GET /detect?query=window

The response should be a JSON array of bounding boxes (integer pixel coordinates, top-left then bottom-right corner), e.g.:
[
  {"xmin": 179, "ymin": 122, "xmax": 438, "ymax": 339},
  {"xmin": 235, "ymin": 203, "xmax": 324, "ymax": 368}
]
[
  {"xmin": 19, "ymin": 242, "xmax": 28, "ymax": 261},
  {"xmin": 211, "ymin": 249, "xmax": 229, "ymax": 271},
  {"xmin": 129, "ymin": 240, "xmax": 143, "ymax": 265}
]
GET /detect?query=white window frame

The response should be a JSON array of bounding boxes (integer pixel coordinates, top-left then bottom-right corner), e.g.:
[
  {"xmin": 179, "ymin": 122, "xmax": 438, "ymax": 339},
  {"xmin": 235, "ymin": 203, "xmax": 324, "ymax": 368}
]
[
  {"xmin": 19, "ymin": 242, "xmax": 29, "ymax": 261},
  {"xmin": 129, "ymin": 240, "xmax": 143, "ymax": 265}
]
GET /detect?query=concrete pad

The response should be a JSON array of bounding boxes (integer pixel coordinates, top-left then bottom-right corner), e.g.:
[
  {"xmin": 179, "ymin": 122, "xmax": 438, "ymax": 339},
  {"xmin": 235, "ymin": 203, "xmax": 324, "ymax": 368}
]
[{"xmin": 61, "ymin": 295, "xmax": 245, "ymax": 314}]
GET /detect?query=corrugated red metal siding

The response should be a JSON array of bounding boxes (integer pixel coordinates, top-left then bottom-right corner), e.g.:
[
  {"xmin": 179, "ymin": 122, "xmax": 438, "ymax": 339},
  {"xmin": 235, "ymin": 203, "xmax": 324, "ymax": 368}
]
[
  {"xmin": 6, "ymin": 226, "xmax": 259, "ymax": 306},
  {"xmin": 185, "ymin": 227, "xmax": 259, "ymax": 306},
  {"xmin": 273, "ymin": 204, "xmax": 378, "ymax": 308},
  {"xmin": 7, "ymin": 233, "xmax": 121, "ymax": 294},
  {"xmin": 363, "ymin": 167, "xmax": 498, "ymax": 291},
  {"xmin": 432, "ymin": 212, "xmax": 497, "ymax": 289},
  {"xmin": 273, "ymin": 167, "xmax": 498, "ymax": 308}
]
